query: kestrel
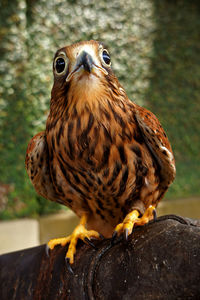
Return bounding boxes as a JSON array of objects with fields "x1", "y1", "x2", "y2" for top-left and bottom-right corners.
[{"x1": 26, "y1": 40, "x2": 176, "y2": 268}]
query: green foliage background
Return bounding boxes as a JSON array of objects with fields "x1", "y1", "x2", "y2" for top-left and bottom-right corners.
[{"x1": 0, "y1": 0, "x2": 199, "y2": 219}]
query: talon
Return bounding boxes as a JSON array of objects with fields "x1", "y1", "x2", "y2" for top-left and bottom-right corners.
[
  {"x1": 124, "y1": 228, "x2": 129, "y2": 241},
  {"x1": 84, "y1": 237, "x2": 97, "y2": 249},
  {"x1": 111, "y1": 231, "x2": 118, "y2": 244},
  {"x1": 46, "y1": 215, "x2": 100, "y2": 266},
  {"x1": 113, "y1": 206, "x2": 156, "y2": 240},
  {"x1": 65, "y1": 257, "x2": 74, "y2": 274},
  {"x1": 153, "y1": 209, "x2": 157, "y2": 221},
  {"x1": 99, "y1": 233, "x2": 105, "y2": 240},
  {"x1": 45, "y1": 244, "x2": 50, "y2": 257},
  {"x1": 112, "y1": 230, "x2": 117, "y2": 239}
]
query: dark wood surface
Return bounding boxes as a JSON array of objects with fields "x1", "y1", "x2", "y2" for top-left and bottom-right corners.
[{"x1": 0, "y1": 215, "x2": 200, "y2": 300}]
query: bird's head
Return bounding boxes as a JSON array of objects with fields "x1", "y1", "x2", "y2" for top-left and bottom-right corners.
[
  {"x1": 50, "y1": 40, "x2": 126, "y2": 115},
  {"x1": 53, "y1": 40, "x2": 111, "y2": 84}
]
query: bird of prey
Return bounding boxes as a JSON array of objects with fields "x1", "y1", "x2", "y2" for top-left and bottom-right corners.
[{"x1": 26, "y1": 40, "x2": 176, "y2": 267}]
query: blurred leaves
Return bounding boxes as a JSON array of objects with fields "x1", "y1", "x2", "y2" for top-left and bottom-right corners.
[
  {"x1": 0, "y1": 0, "x2": 199, "y2": 218},
  {"x1": 147, "y1": 0, "x2": 200, "y2": 198}
]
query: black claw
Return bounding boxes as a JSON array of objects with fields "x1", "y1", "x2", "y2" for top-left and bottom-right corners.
[
  {"x1": 84, "y1": 237, "x2": 97, "y2": 249},
  {"x1": 99, "y1": 233, "x2": 105, "y2": 240},
  {"x1": 65, "y1": 258, "x2": 74, "y2": 274},
  {"x1": 124, "y1": 228, "x2": 129, "y2": 241},
  {"x1": 153, "y1": 209, "x2": 157, "y2": 221},
  {"x1": 45, "y1": 244, "x2": 50, "y2": 257},
  {"x1": 112, "y1": 231, "x2": 117, "y2": 239},
  {"x1": 111, "y1": 231, "x2": 117, "y2": 244}
]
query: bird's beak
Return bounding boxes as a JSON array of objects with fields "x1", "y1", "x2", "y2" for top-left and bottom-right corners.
[
  {"x1": 79, "y1": 51, "x2": 93, "y2": 73},
  {"x1": 66, "y1": 51, "x2": 108, "y2": 82}
]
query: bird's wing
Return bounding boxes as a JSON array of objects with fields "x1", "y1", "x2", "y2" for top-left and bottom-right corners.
[
  {"x1": 133, "y1": 104, "x2": 176, "y2": 199},
  {"x1": 25, "y1": 131, "x2": 62, "y2": 203}
]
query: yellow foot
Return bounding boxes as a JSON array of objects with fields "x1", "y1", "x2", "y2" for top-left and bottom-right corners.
[
  {"x1": 113, "y1": 205, "x2": 156, "y2": 239},
  {"x1": 47, "y1": 215, "x2": 100, "y2": 265}
]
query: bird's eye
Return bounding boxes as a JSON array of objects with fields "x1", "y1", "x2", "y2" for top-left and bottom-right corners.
[
  {"x1": 54, "y1": 55, "x2": 67, "y2": 75},
  {"x1": 102, "y1": 50, "x2": 111, "y2": 66},
  {"x1": 55, "y1": 58, "x2": 65, "y2": 73}
]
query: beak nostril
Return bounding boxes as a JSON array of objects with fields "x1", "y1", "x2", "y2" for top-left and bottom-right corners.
[{"x1": 79, "y1": 51, "x2": 93, "y2": 73}]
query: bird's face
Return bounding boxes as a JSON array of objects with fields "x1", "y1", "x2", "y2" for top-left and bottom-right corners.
[
  {"x1": 53, "y1": 40, "x2": 111, "y2": 88},
  {"x1": 50, "y1": 40, "x2": 124, "y2": 116}
]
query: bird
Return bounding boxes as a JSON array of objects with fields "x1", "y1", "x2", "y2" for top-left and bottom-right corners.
[{"x1": 25, "y1": 40, "x2": 176, "y2": 268}]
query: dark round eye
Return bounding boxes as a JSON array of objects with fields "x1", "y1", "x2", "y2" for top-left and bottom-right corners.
[
  {"x1": 102, "y1": 50, "x2": 111, "y2": 65},
  {"x1": 55, "y1": 57, "x2": 66, "y2": 74}
]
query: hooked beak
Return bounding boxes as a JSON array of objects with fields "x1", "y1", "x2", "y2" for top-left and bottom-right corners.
[
  {"x1": 79, "y1": 51, "x2": 93, "y2": 73},
  {"x1": 66, "y1": 51, "x2": 108, "y2": 82}
]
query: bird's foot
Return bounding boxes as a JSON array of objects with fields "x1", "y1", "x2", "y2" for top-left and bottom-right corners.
[
  {"x1": 47, "y1": 215, "x2": 100, "y2": 267},
  {"x1": 112, "y1": 205, "x2": 156, "y2": 240}
]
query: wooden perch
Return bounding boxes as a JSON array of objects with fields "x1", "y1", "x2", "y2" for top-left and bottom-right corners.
[{"x1": 0, "y1": 215, "x2": 200, "y2": 300}]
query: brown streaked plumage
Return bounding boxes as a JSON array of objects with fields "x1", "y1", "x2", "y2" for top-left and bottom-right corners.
[{"x1": 26, "y1": 40, "x2": 176, "y2": 265}]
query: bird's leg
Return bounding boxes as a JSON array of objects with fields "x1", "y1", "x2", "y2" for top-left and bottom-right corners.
[
  {"x1": 113, "y1": 205, "x2": 156, "y2": 239},
  {"x1": 47, "y1": 214, "x2": 100, "y2": 265}
]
